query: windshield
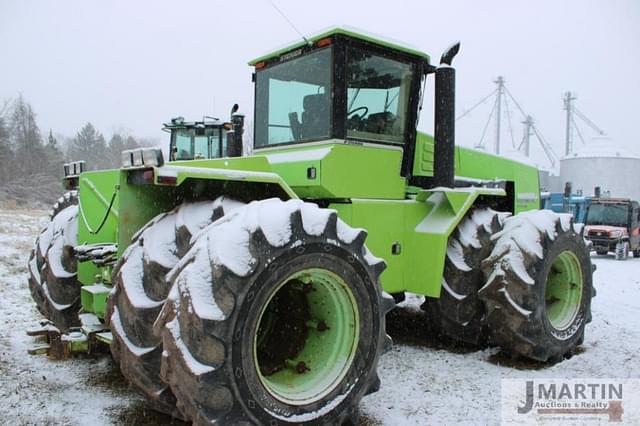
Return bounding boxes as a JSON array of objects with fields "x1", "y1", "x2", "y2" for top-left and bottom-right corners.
[
  {"x1": 254, "y1": 48, "x2": 332, "y2": 148},
  {"x1": 585, "y1": 203, "x2": 629, "y2": 227},
  {"x1": 171, "y1": 128, "x2": 221, "y2": 160},
  {"x1": 346, "y1": 48, "x2": 413, "y2": 143}
]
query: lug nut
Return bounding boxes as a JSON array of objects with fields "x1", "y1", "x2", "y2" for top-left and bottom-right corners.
[
  {"x1": 306, "y1": 320, "x2": 329, "y2": 332},
  {"x1": 285, "y1": 359, "x2": 310, "y2": 374}
]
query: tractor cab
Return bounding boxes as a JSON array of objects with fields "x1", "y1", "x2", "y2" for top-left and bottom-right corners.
[
  {"x1": 164, "y1": 116, "x2": 231, "y2": 161},
  {"x1": 250, "y1": 28, "x2": 432, "y2": 174}
]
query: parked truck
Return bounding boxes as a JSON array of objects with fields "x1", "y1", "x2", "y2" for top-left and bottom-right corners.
[
  {"x1": 28, "y1": 28, "x2": 593, "y2": 424},
  {"x1": 584, "y1": 197, "x2": 640, "y2": 260}
]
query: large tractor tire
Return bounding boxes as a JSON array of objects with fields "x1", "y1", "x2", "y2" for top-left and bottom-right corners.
[
  {"x1": 156, "y1": 198, "x2": 393, "y2": 425},
  {"x1": 28, "y1": 191, "x2": 81, "y2": 332},
  {"x1": 479, "y1": 210, "x2": 594, "y2": 362},
  {"x1": 106, "y1": 197, "x2": 243, "y2": 418},
  {"x1": 421, "y1": 208, "x2": 507, "y2": 345}
]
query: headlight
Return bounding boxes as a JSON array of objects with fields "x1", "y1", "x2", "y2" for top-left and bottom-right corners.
[
  {"x1": 63, "y1": 161, "x2": 86, "y2": 177},
  {"x1": 121, "y1": 148, "x2": 164, "y2": 169},
  {"x1": 121, "y1": 150, "x2": 133, "y2": 168},
  {"x1": 142, "y1": 148, "x2": 164, "y2": 167},
  {"x1": 608, "y1": 230, "x2": 622, "y2": 238}
]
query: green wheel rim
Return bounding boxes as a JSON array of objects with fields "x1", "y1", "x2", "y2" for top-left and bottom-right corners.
[
  {"x1": 545, "y1": 250, "x2": 583, "y2": 331},
  {"x1": 254, "y1": 268, "x2": 360, "y2": 405}
]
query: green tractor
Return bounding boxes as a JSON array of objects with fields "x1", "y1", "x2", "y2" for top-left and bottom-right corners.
[
  {"x1": 165, "y1": 112, "x2": 244, "y2": 161},
  {"x1": 28, "y1": 27, "x2": 593, "y2": 424}
]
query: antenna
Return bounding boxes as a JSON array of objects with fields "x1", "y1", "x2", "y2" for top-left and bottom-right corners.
[{"x1": 267, "y1": 0, "x2": 311, "y2": 45}]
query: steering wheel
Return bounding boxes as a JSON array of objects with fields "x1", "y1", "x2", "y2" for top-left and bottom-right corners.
[{"x1": 347, "y1": 106, "x2": 368, "y2": 120}]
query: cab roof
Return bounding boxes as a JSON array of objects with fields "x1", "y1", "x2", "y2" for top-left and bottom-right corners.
[
  {"x1": 162, "y1": 117, "x2": 224, "y2": 132},
  {"x1": 249, "y1": 26, "x2": 431, "y2": 66}
]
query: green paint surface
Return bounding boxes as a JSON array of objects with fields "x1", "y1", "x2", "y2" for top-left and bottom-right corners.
[
  {"x1": 249, "y1": 26, "x2": 430, "y2": 65},
  {"x1": 75, "y1": 135, "x2": 540, "y2": 310},
  {"x1": 76, "y1": 170, "x2": 120, "y2": 287},
  {"x1": 545, "y1": 250, "x2": 584, "y2": 330}
]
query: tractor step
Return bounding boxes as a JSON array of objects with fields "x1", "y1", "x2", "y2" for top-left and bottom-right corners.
[
  {"x1": 27, "y1": 343, "x2": 51, "y2": 355},
  {"x1": 26, "y1": 320, "x2": 58, "y2": 337},
  {"x1": 95, "y1": 331, "x2": 113, "y2": 345},
  {"x1": 26, "y1": 314, "x2": 111, "y2": 358}
]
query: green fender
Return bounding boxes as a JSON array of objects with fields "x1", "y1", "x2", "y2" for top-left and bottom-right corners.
[
  {"x1": 406, "y1": 186, "x2": 506, "y2": 297},
  {"x1": 117, "y1": 163, "x2": 298, "y2": 257},
  {"x1": 333, "y1": 186, "x2": 506, "y2": 298}
]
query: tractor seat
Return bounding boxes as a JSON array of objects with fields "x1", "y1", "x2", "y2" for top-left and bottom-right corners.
[
  {"x1": 364, "y1": 111, "x2": 397, "y2": 135},
  {"x1": 300, "y1": 93, "x2": 329, "y2": 140}
]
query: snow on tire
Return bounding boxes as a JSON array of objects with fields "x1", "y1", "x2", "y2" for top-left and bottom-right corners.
[
  {"x1": 106, "y1": 197, "x2": 244, "y2": 418},
  {"x1": 28, "y1": 191, "x2": 81, "y2": 332},
  {"x1": 422, "y1": 208, "x2": 508, "y2": 345},
  {"x1": 479, "y1": 210, "x2": 594, "y2": 362},
  {"x1": 156, "y1": 198, "x2": 394, "y2": 425}
]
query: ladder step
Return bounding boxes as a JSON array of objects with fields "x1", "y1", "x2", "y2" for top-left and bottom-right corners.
[{"x1": 28, "y1": 344, "x2": 50, "y2": 355}]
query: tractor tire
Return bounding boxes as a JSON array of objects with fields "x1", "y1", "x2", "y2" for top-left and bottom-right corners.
[
  {"x1": 614, "y1": 241, "x2": 629, "y2": 261},
  {"x1": 421, "y1": 208, "x2": 507, "y2": 345},
  {"x1": 28, "y1": 191, "x2": 81, "y2": 332},
  {"x1": 156, "y1": 198, "x2": 393, "y2": 425},
  {"x1": 106, "y1": 197, "x2": 244, "y2": 418},
  {"x1": 479, "y1": 210, "x2": 594, "y2": 363}
]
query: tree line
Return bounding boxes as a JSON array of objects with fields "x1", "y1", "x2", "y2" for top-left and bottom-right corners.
[{"x1": 0, "y1": 95, "x2": 157, "y2": 206}]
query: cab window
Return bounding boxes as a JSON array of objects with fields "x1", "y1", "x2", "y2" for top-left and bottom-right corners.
[
  {"x1": 254, "y1": 48, "x2": 332, "y2": 147},
  {"x1": 346, "y1": 48, "x2": 414, "y2": 143},
  {"x1": 194, "y1": 136, "x2": 209, "y2": 159},
  {"x1": 174, "y1": 132, "x2": 193, "y2": 160},
  {"x1": 171, "y1": 128, "x2": 220, "y2": 160}
]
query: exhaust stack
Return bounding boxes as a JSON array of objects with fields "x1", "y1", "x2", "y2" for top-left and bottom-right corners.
[
  {"x1": 433, "y1": 42, "x2": 460, "y2": 188},
  {"x1": 226, "y1": 104, "x2": 245, "y2": 157}
]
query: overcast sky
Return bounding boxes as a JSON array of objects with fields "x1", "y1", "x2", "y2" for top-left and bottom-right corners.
[{"x1": 1, "y1": 0, "x2": 638, "y2": 168}]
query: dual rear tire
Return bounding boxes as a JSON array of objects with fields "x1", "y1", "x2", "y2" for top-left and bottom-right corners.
[
  {"x1": 479, "y1": 210, "x2": 593, "y2": 362},
  {"x1": 423, "y1": 208, "x2": 594, "y2": 363},
  {"x1": 28, "y1": 191, "x2": 81, "y2": 332},
  {"x1": 107, "y1": 198, "x2": 392, "y2": 424}
]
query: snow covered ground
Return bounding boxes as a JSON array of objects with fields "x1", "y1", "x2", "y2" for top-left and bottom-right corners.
[{"x1": 0, "y1": 209, "x2": 638, "y2": 425}]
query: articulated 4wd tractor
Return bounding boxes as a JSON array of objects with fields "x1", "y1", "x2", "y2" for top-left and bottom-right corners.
[{"x1": 28, "y1": 28, "x2": 593, "y2": 424}]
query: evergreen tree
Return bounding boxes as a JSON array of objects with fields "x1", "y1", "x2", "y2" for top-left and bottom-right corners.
[
  {"x1": 69, "y1": 122, "x2": 109, "y2": 170},
  {"x1": 9, "y1": 94, "x2": 46, "y2": 177},
  {"x1": 44, "y1": 129, "x2": 64, "y2": 178},
  {"x1": 0, "y1": 112, "x2": 12, "y2": 181},
  {"x1": 124, "y1": 135, "x2": 139, "y2": 150}
]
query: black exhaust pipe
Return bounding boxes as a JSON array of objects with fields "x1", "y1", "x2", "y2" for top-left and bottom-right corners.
[
  {"x1": 433, "y1": 42, "x2": 460, "y2": 188},
  {"x1": 226, "y1": 104, "x2": 244, "y2": 157}
]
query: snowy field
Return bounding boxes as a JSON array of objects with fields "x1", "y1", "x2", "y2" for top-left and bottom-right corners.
[{"x1": 0, "y1": 208, "x2": 638, "y2": 425}]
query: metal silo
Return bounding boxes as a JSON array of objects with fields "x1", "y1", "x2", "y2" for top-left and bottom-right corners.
[{"x1": 559, "y1": 137, "x2": 640, "y2": 199}]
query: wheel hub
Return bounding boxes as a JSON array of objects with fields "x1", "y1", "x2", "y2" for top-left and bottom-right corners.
[
  {"x1": 254, "y1": 268, "x2": 359, "y2": 405},
  {"x1": 545, "y1": 251, "x2": 583, "y2": 332}
]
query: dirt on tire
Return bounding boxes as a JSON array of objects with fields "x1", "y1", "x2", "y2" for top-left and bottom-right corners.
[
  {"x1": 421, "y1": 208, "x2": 507, "y2": 346},
  {"x1": 155, "y1": 198, "x2": 394, "y2": 425},
  {"x1": 27, "y1": 191, "x2": 81, "y2": 332},
  {"x1": 479, "y1": 210, "x2": 594, "y2": 362},
  {"x1": 106, "y1": 197, "x2": 244, "y2": 419}
]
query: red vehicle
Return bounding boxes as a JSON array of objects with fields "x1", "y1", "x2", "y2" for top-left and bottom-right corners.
[{"x1": 584, "y1": 198, "x2": 640, "y2": 260}]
